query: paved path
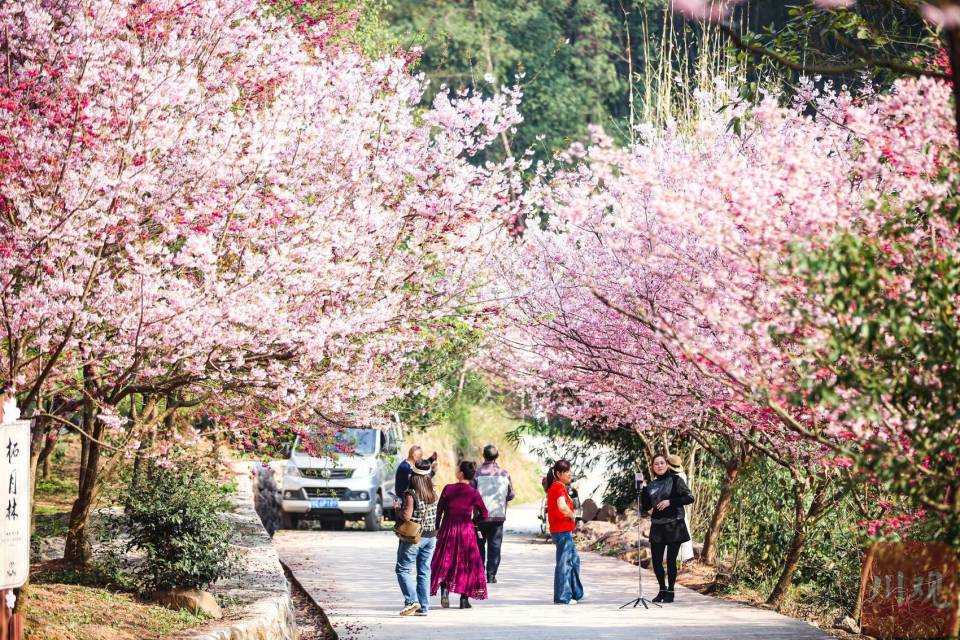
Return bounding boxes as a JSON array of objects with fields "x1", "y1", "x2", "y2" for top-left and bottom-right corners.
[{"x1": 274, "y1": 530, "x2": 831, "y2": 640}]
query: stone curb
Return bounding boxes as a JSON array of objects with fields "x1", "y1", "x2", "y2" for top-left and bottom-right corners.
[
  {"x1": 171, "y1": 461, "x2": 296, "y2": 640},
  {"x1": 281, "y1": 560, "x2": 339, "y2": 640}
]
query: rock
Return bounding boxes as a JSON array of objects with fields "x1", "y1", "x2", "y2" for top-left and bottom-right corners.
[
  {"x1": 623, "y1": 547, "x2": 649, "y2": 565},
  {"x1": 253, "y1": 464, "x2": 282, "y2": 537},
  {"x1": 595, "y1": 504, "x2": 617, "y2": 522},
  {"x1": 581, "y1": 520, "x2": 619, "y2": 539},
  {"x1": 834, "y1": 615, "x2": 861, "y2": 635},
  {"x1": 39, "y1": 537, "x2": 65, "y2": 562},
  {"x1": 152, "y1": 588, "x2": 223, "y2": 619},
  {"x1": 581, "y1": 499, "x2": 599, "y2": 523},
  {"x1": 618, "y1": 508, "x2": 639, "y2": 530}
]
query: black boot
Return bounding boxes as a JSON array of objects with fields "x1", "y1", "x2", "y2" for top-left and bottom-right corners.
[
  {"x1": 663, "y1": 589, "x2": 675, "y2": 603},
  {"x1": 459, "y1": 595, "x2": 472, "y2": 609},
  {"x1": 440, "y1": 584, "x2": 450, "y2": 609},
  {"x1": 651, "y1": 589, "x2": 666, "y2": 603}
]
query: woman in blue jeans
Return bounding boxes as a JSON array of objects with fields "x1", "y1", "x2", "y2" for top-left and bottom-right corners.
[
  {"x1": 396, "y1": 460, "x2": 438, "y2": 616},
  {"x1": 545, "y1": 460, "x2": 584, "y2": 604}
]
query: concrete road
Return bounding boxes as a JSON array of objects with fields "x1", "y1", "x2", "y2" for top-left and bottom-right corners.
[{"x1": 274, "y1": 529, "x2": 832, "y2": 640}]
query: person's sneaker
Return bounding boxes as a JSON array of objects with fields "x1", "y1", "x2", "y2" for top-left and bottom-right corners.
[
  {"x1": 568, "y1": 600, "x2": 578, "y2": 605},
  {"x1": 414, "y1": 610, "x2": 428, "y2": 617},
  {"x1": 399, "y1": 602, "x2": 421, "y2": 616}
]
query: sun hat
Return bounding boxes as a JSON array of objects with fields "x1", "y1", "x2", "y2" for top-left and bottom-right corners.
[
  {"x1": 411, "y1": 460, "x2": 432, "y2": 476},
  {"x1": 666, "y1": 454, "x2": 684, "y2": 473}
]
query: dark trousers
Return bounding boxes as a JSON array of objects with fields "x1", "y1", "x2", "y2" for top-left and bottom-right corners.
[
  {"x1": 477, "y1": 521, "x2": 504, "y2": 577},
  {"x1": 651, "y1": 541, "x2": 682, "y2": 590}
]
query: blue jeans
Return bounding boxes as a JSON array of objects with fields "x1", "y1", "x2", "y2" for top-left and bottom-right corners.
[
  {"x1": 396, "y1": 536, "x2": 436, "y2": 611},
  {"x1": 551, "y1": 531, "x2": 584, "y2": 603}
]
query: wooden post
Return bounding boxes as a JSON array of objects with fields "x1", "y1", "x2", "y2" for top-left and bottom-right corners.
[
  {"x1": 0, "y1": 589, "x2": 24, "y2": 640},
  {"x1": 1, "y1": 591, "x2": 7, "y2": 640}
]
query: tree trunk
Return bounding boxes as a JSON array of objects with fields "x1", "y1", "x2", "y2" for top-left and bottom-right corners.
[
  {"x1": 702, "y1": 462, "x2": 740, "y2": 565},
  {"x1": 63, "y1": 396, "x2": 101, "y2": 564},
  {"x1": 766, "y1": 522, "x2": 808, "y2": 609},
  {"x1": 36, "y1": 431, "x2": 56, "y2": 480},
  {"x1": 766, "y1": 480, "x2": 815, "y2": 609}
]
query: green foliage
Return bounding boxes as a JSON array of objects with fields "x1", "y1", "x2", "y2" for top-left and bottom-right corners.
[
  {"x1": 108, "y1": 461, "x2": 237, "y2": 592},
  {"x1": 382, "y1": 0, "x2": 938, "y2": 163},
  {"x1": 348, "y1": 0, "x2": 401, "y2": 56},
  {"x1": 783, "y1": 185, "x2": 960, "y2": 545},
  {"x1": 266, "y1": 0, "x2": 398, "y2": 57},
  {"x1": 218, "y1": 477, "x2": 240, "y2": 496},
  {"x1": 35, "y1": 476, "x2": 74, "y2": 497},
  {"x1": 754, "y1": 0, "x2": 938, "y2": 84},
  {"x1": 32, "y1": 560, "x2": 132, "y2": 591},
  {"x1": 386, "y1": 317, "x2": 486, "y2": 430},
  {"x1": 50, "y1": 439, "x2": 68, "y2": 466},
  {"x1": 384, "y1": 0, "x2": 625, "y2": 160}
]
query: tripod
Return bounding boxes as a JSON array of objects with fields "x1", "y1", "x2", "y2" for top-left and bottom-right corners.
[{"x1": 620, "y1": 472, "x2": 660, "y2": 610}]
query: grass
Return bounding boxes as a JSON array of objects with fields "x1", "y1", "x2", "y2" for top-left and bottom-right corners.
[
  {"x1": 23, "y1": 583, "x2": 205, "y2": 640},
  {"x1": 34, "y1": 473, "x2": 77, "y2": 513},
  {"x1": 416, "y1": 402, "x2": 544, "y2": 504}
]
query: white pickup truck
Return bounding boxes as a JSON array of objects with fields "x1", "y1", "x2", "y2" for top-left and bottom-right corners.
[{"x1": 280, "y1": 425, "x2": 403, "y2": 531}]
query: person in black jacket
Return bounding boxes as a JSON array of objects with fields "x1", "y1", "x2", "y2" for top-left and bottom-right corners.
[{"x1": 641, "y1": 454, "x2": 694, "y2": 603}]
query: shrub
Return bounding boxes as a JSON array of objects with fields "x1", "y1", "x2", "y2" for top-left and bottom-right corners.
[{"x1": 115, "y1": 461, "x2": 236, "y2": 592}]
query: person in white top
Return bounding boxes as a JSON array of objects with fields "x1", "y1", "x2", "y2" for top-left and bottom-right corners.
[
  {"x1": 667, "y1": 454, "x2": 695, "y2": 563},
  {"x1": 471, "y1": 445, "x2": 515, "y2": 583}
]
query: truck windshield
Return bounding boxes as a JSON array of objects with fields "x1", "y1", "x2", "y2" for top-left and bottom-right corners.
[
  {"x1": 294, "y1": 427, "x2": 377, "y2": 457},
  {"x1": 332, "y1": 428, "x2": 376, "y2": 455}
]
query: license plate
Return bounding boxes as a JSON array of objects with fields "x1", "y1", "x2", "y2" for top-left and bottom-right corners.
[{"x1": 310, "y1": 498, "x2": 339, "y2": 509}]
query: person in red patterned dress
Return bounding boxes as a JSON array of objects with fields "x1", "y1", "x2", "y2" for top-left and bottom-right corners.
[{"x1": 430, "y1": 460, "x2": 489, "y2": 609}]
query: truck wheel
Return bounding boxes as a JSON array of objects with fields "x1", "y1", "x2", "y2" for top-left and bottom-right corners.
[
  {"x1": 281, "y1": 512, "x2": 300, "y2": 530},
  {"x1": 364, "y1": 494, "x2": 383, "y2": 532}
]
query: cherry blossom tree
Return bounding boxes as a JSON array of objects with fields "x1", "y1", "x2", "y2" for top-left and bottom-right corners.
[
  {"x1": 492, "y1": 75, "x2": 960, "y2": 605},
  {"x1": 1, "y1": 0, "x2": 522, "y2": 561}
]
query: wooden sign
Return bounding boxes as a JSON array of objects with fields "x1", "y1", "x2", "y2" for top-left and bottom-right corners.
[
  {"x1": 0, "y1": 394, "x2": 27, "y2": 640},
  {"x1": 0, "y1": 417, "x2": 28, "y2": 592},
  {"x1": 859, "y1": 541, "x2": 959, "y2": 638}
]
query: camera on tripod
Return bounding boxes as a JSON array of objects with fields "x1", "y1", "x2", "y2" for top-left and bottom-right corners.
[{"x1": 619, "y1": 468, "x2": 659, "y2": 609}]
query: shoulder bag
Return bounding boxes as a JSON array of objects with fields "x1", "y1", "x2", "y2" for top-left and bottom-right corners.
[{"x1": 393, "y1": 491, "x2": 423, "y2": 544}]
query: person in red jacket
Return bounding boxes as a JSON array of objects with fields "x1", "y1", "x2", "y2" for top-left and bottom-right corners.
[{"x1": 545, "y1": 460, "x2": 584, "y2": 604}]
